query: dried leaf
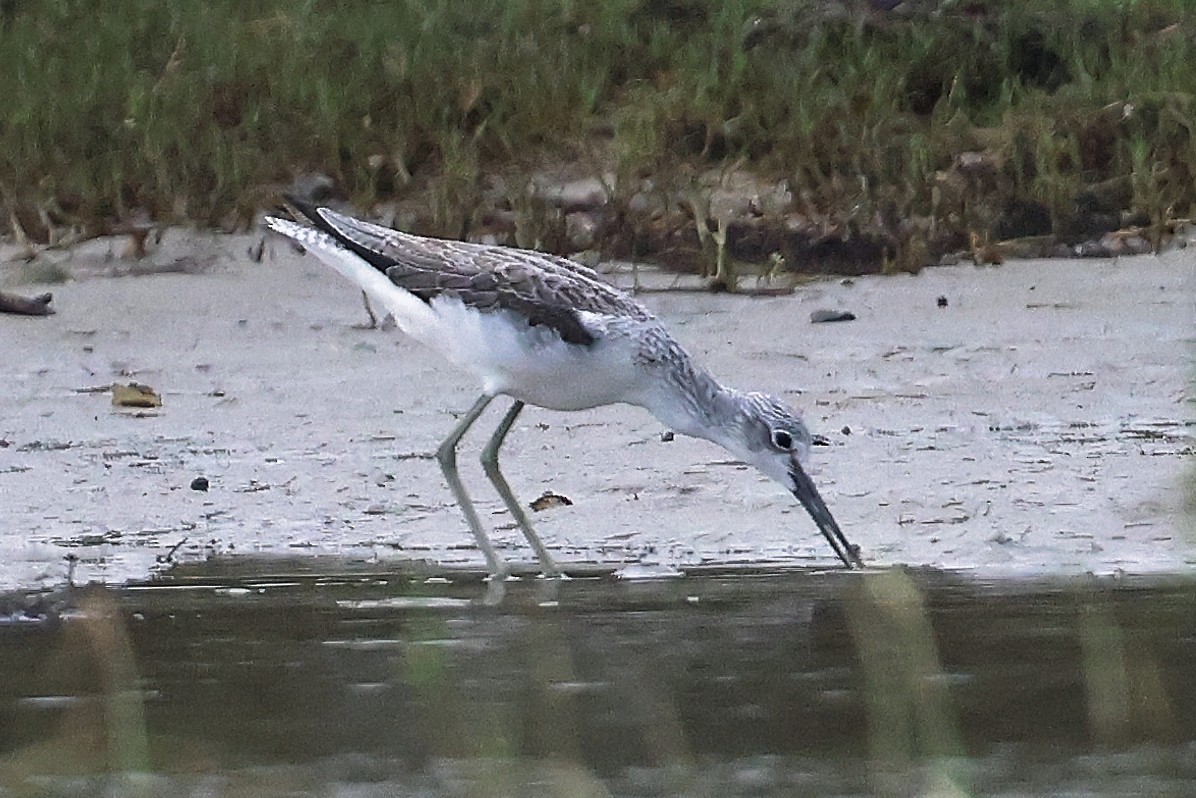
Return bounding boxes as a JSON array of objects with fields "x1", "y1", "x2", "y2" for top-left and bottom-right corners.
[
  {"x1": 112, "y1": 382, "x2": 162, "y2": 408},
  {"x1": 530, "y1": 491, "x2": 573, "y2": 512}
]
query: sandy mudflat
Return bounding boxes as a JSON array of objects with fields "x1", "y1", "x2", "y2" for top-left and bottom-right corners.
[{"x1": 1, "y1": 231, "x2": 1193, "y2": 591}]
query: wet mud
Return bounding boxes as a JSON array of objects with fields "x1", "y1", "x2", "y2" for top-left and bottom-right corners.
[{"x1": 1, "y1": 232, "x2": 1193, "y2": 592}]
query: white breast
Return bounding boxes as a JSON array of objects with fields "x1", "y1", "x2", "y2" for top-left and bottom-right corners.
[{"x1": 425, "y1": 298, "x2": 648, "y2": 411}]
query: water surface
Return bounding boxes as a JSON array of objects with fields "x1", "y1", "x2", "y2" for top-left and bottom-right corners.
[{"x1": 2, "y1": 560, "x2": 1194, "y2": 796}]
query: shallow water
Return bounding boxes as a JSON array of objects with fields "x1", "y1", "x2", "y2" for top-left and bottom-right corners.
[{"x1": 2, "y1": 560, "x2": 1195, "y2": 796}]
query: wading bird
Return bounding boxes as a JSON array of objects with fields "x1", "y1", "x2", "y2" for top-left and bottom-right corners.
[{"x1": 265, "y1": 199, "x2": 863, "y2": 577}]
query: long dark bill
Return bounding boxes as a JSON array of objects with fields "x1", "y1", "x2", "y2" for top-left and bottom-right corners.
[{"x1": 788, "y1": 461, "x2": 863, "y2": 568}]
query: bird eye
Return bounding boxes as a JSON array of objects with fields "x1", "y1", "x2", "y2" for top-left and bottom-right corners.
[{"x1": 771, "y1": 429, "x2": 793, "y2": 450}]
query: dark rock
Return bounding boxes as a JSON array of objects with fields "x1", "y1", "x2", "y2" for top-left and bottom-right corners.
[
  {"x1": 810, "y1": 309, "x2": 856, "y2": 323},
  {"x1": 994, "y1": 199, "x2": 1053, "y2": 239}
]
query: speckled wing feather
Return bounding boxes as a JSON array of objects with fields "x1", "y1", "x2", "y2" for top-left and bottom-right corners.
[{"x1": 284, "y1": 197, "x2": 653, "y2": 346}]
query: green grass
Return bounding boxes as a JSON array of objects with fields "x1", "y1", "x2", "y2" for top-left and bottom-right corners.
[{"x1": 1, "y1": 0, "x2": 1193, "y2": 260}]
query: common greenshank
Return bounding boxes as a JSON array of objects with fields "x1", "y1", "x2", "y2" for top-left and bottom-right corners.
[{"x1": 264, "y1": 199, "x2": 863, "y2": 576}]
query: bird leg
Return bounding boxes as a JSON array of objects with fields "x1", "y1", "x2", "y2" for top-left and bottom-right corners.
[
  {"x1": 479, "y1": 400, "x2": 562, "y2": 578},
  {"x1": 436, "y1": 394, "x2": 508, "y2": 578},
  {"x1": 356, "y1": 289, "x2": 379, "y2": 329}
]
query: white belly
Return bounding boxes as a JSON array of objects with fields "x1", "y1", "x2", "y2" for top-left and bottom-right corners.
[{"x1": 416, "y1": 297, "x2": 645, "y2": 411}]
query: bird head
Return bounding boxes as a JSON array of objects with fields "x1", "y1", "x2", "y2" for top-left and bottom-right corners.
[{"x1": 721, "y1": 392, "x2": 862, "y2": 568}]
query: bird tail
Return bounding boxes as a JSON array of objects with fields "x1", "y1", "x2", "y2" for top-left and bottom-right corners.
[
  {"x1": 277, "y1": 192, "x2": 325, "y2": 227},
  {"x1": 263, "y1": 211, "x2": 436, "y2": 335},
  {"x1": 273, "y1": 193, "x2": 412, "y2": 279}
]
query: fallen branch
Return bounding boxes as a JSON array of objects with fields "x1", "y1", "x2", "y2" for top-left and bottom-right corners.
[{"x1": 0, "y1": 290, "x2": 54, "y2": 316}]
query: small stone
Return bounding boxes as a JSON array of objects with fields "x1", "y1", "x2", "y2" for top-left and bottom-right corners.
[
  {"x1": 190, "y1": 476, "x2": 209, "y2": 492},
  {"x1": 660, "y1": 430, "x2": 675, "y2": 442},
  {"x1": 936, "y1": 295, "x2": 949, "y2": 308}
]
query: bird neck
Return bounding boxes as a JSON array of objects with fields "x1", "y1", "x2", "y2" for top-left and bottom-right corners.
[{"x1": 640, "y1": 361, "x2": 743, "y2": 445}]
